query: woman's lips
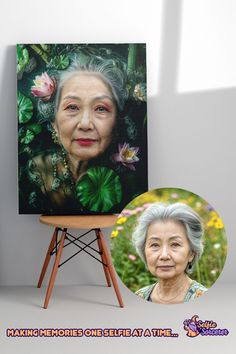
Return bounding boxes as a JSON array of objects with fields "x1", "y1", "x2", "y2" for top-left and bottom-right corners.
[
  {"x1": 157, "y1": 266, "x2": 174, "y2": 271},
  {"x1": 75, "y1": 138, "x2": 97, "y2": 147}
]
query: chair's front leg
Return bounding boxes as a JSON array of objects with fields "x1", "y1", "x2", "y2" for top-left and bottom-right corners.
[
  {"x1": 43, "y1": 228, "x2": 67, "y2": 309},
  {"x1": 95, "y1": 229, "x2": 111, "y2": 287},
  {"x1": 97, "y1": 229, "x2": 124, "y2": 308},
  {"x1": 37, "y1": 227, "x2": 59, "y2": 288}
]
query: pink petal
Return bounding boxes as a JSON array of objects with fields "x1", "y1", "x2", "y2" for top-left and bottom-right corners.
[
  {"x1": 118, "y1": 143, "x2": 124, "y2": 152},
  {"x1": 112, "y1": 153, "x2": 123, "y2": 162},
  {"x1": 31, "y1": 88, "x2": 44, "y2": 96},
  {"x1": 120, "y1": 142, "x2": 128, "y2": 153},
  {"x1": 122, "y1": 162, "x2": 136, "y2": 171}
]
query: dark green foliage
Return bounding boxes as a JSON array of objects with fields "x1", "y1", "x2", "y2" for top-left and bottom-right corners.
[
  {"x1": 76, "y1": 167, "x2": 122, "y2": 212},
  {"x1": 18, "y1": 92, "x2": 33, "y2": 123}
]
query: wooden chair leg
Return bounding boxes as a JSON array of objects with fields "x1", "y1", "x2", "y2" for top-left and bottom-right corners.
[
  {"x1": 95, "y1": 230, "x2": 111, "y2": 287},
  {"x1": 37, "y1": 227, "x2": 59, "y2": 288},
  {"x1": 97, "y1": 229, "x2": 124, "y2": 308},
  {"x1": 43, "y1": 229, "x2": 67, "y2": 309}
]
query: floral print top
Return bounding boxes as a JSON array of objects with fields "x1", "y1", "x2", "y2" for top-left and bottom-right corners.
[{"x1": 135, "y1": 280, "x2": 207, "y2": 302}]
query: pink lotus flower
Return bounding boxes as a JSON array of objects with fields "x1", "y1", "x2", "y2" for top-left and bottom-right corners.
[
  {"x1": 31, "y1": 72, "x2": 56, "y2": 101},
  {"x1": 112, "y1": 143, "x2": 139, "y2": 171}
]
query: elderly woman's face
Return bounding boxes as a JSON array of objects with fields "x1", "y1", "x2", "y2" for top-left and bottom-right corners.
[
  {"x1": 144, "y1": 220, "x2": 194, "y2": 280},
  {"x1": 54, "y1": 72, "x2": 117, "y2": 161}
]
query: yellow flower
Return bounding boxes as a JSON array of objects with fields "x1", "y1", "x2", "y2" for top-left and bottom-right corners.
[
  {"x1": 187, "y1": 196, "x2": 194, "y2": 203},
  {"x1": 116, "y1": 217, "x2": 127, "y2": 225},
  {"x1": 111, "y1": 230, "x2": 119, "y2": 238},
  {"x1": 207, "y1": 220, "x2": 214, "y2": 227},
  {"x1": 215, "y1": 219, "x2": 224, "y2": 229}
]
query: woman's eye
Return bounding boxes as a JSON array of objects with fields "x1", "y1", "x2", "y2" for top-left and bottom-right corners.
[
  {"x1": 171, "y1": 243, "x2": 181, "y2": 247},
  {"x1": 95, "y1": 105, "x2": 109, "y2": 112},
  {"x1": 150, "y1": 243, "x2": 160, "y2": 249},
  {"x1": 65, "y1": 104, "x2": 79, "y2": 111}
]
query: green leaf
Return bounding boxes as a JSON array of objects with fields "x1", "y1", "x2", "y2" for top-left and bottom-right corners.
[
  {"x1": 18, "y1": 92, "x2": 33, "y2": 123},
  {"x1": 20, "y1": 129, "x2": 35, "y2": 144},
  {"x1": 48, "y1": 54, "x2": 70, "y2": 70},
  {"x1": 27, "y1": 123, "x2": 42, "y2": 134},
  {"x1": 17, "y1": 45, "x2": 29, "y2": 74},
  {"x1": 76, "y1": 167, "x2": 122, "y2": 212}
]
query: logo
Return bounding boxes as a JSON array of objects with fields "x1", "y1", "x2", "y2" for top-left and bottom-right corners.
[{"x1": 183, "y1": 315, "x2": 229, "y2": 337}]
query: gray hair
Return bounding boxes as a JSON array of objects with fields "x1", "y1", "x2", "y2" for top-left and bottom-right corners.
[
  {"x1": 54, "y1": 55, "x2": 128, "y2": 116},
  {"x1": 132, "y1": 202, "x2": 204, "y2": 273}
]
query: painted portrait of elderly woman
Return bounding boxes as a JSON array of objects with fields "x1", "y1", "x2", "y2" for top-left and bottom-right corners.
[
  {"x1": 110, "y1": 188, "x2": 227, "y2": 304},
  {"x1": 17, "y1": 44, "x2": 148, "y2": 214}
]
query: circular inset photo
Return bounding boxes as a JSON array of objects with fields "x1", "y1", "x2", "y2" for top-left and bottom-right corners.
[{"x1": 110, "y1": 188, "x2": 227, "y2": 304}]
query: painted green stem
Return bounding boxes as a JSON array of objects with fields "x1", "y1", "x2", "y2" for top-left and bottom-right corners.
[
  {"x1": 128, "y1": 44, "x2": 137, "y2": 72},
  {"x1": 30, "y1": 45, "x2": 49, "y2": 64}
]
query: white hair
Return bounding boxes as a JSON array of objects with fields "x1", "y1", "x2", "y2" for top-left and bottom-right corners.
[{"x1": 54, "y1": 55, "x2": 128, "y2": 115}]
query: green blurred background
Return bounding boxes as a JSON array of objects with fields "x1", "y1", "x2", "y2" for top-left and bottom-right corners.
[{"x1": 110, "y1": 188, "x2": 227, "y2": 293}]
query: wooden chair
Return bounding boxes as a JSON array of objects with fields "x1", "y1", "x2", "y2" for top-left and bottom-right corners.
[{"x1": 37, "y1": 215, "x2": 124, "y2": 309}]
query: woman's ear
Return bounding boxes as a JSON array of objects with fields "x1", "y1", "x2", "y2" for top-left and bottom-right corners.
[
  {"x1": 189, "y1": 250, "x2": 195, "y2": 263},
  {"x1": 51, "y1": 121, "x2": 58, "y2": 134}
]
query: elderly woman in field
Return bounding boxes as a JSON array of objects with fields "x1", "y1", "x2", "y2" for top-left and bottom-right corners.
[{"x1": 132, "y1": 202, "x2": 207, "y2": 303}]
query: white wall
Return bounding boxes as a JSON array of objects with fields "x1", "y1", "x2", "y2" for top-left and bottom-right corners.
[{"x1": 0, "y1": 0, "x2": 235, "y2": 285}]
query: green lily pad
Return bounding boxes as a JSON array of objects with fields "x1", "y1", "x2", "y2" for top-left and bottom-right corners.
[
  {"x1": 17, "y1": 45, "x2": 29, "y2": 74},
  {"x1": 18, "y1": 92, "x2": 33, "y2": 123},
  {"x1": 76, "y1": 167, "x2": 122, "y2": 212},
  {"x1": 48, "y1": 55, "x2": 70, "y2": 70},
  {"x1": 19, "y1": 129, "x2": 35, "y2": 144},
  {"x1": 27, "y1": 123, "x2": 42, "y2": 135}
]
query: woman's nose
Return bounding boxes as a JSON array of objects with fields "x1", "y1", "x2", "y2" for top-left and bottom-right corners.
[
  {"x1": 77, "y1": 110, "x2": 93, "y2": 130},
  {"x1": 159, "y1": 246, "x2": 170, "y2": 259}
]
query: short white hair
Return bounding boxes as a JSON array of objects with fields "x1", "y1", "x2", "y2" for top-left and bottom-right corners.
[{"x1": 54, "y1": 55, "x2": 128, "y2": 115}]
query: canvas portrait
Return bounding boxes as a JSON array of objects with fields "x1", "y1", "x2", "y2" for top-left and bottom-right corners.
[{"x1": 17, "y1": 43, "x2": 148, "y2": 215}]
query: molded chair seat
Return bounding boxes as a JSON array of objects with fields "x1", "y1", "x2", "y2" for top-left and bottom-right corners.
[
  {"x1": 38, "y1": 215, "x2": 124, "y2": 309},
  {"x1": 40, "y1": 215, "x2": 117, "y2": 229}
]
